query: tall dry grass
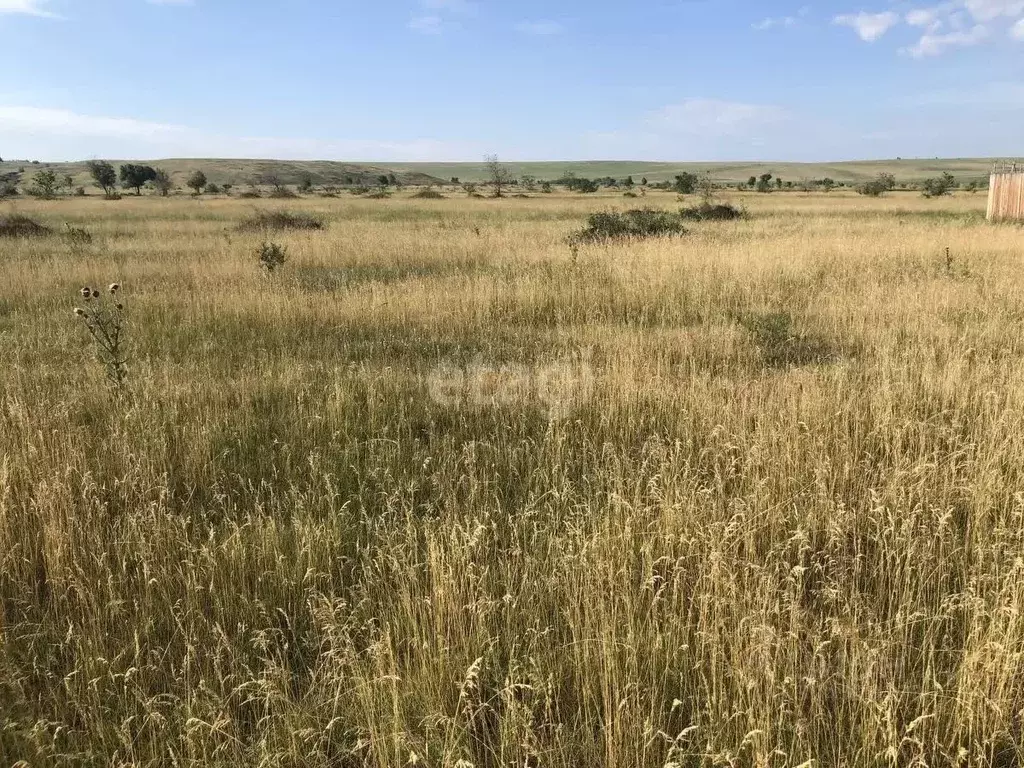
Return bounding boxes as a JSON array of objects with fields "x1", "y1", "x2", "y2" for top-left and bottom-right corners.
[{"x1": 1, "y1": 189, "x2": 1022, "y2": 767}]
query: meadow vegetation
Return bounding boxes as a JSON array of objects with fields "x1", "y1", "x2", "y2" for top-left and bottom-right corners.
[{"x1": 2, "y1": 186, "x2": 1023, "y2": 767}]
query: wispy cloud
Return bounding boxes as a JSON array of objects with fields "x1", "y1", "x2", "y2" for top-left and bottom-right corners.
[
  {"x1": 833, "y1": 11, "x2": 900, "y2": 41},
  {"x1": 408, "y1": 14, "x2": 443, "y2": 34},
  {"x1": 0, "y1": 104, "x2": 480, "y2": 161},
  {"x1": 753, "y1": 6, "x2": 809, "y2": 30},
  {"x1": 0, "y1": 106, "x2": 185, "y2": 138},
  {"x1": 901, "y1": 23, "x2": 988, "y2": 55},
  {"x1": 514, "y1": 20, "x2": 563, "y2": 35},
  {"x1": 407, "y1": 0, "x2": 474, "y2": 34},
  {"x1": 0, "y1": 0, "x2": 60, "y2": 18}
]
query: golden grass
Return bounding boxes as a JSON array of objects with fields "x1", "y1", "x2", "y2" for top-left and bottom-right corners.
[{"x1": 2, "y1": 188, "x2": 1023, "y2": 766}]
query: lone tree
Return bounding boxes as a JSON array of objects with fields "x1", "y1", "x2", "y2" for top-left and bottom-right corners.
[
  {"x1": 88, "y1": 160, "x2": 118, "y2": 197},
  {"x1": 119, "y1": 164, "x2": 157, "y2": 195},
  {"x1": 187, "y1": 170, "x2": 207, "y2": 195},
  {"x1": 748, "y1": 175, "x2": 758, "y2": 188},
  {"x1": 673, "y1": 172, "x2": 698, "y2": 194},
  {"x1": 32, "y1": 168, "x2": 61, "y2": 199},
  {"x1": 820, "y1": 177, "x2": 836, "y2": 193},
  {"x1": 755, "y1": 173, "x2": 773, "y2": 193},
  {"x1": 922, "y1": 172, "x2": 956, "y2": 198},
  {"x1": 152, "y1": 168, "x2": 173, "y2": 197},
  {"x1": 63, "y1": 174, "x2": 75, "y2": 194},
  {"x1": 484, "y1": 154, "x2": 514, "y2": 198}
]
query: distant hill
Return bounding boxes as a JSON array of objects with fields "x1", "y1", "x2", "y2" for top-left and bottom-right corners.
[
  {"x1": 0, "y1": 158, "x2": 443, "y2": 190},
  {"x1": 388, "y1": 158, "x2": 1005, "y2": 185},
  {"x1": 1, "y1": 157, "x2": 1007, "y2": 191}
]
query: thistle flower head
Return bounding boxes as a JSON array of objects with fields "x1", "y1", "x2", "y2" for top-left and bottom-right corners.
[
  {"x1": 80, "y1": 287, "x2": 91, "y2": 298},
  {"x1": 109, "y1": 283, "x2": 120, "y2": 294},
  {"x1": 74, "y1": 308, "x2": 87, "y2": 317},
  {"x1": 91, "y1": 290, "x2": 100, "y2": 299}
]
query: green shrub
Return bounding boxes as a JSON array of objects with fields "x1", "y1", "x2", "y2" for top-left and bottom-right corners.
[
  {"x1": 257, "y1": 241, "x2": 287, "y2": 273},
  {"x1": 571, "y1": 208, "x2": 687, "y2": 243},
  {"x1": 237, "y1": 210, "x2": 324, "y2": 232},
  {"x1": 412, "y1": 188, "x2": 446, "y2": 199},
  {"x1": 679, "y1": 202, "x2": 744, "y2": 221}
]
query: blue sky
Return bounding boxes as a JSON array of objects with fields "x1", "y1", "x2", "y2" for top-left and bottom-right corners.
[{"x1": 2, "y1": 0, "x2": 1023, "y2": 162}]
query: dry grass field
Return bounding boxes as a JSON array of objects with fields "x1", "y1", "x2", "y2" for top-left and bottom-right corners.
[{"x1": 2, "y1": 187, "x2": 1023, "y2": 767}]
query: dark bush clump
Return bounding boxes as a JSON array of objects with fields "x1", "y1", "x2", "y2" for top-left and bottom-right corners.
[
  {"x1": 237, "y1": 210, "x2": 324, "y2": 232},
  {"x1": 678, "y1": 202, "x2": 744, "y2": 221},
  {"x1": 571, "y1": 208, "x2": 687, "y2": 243},
  {"x1": 0, "y1": 214, "x2": 51, "y2": 238},
  {"x1": 412, "y1": 188, "x2": 446, "y2": 199}
]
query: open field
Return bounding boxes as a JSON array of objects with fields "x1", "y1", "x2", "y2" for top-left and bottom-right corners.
[
  {"x1": 354, "y1": 158, "x2": 1005, "y2": 185},
  {"x1": 3, "y1": 188, "x2": 1024, "y2": 766},
  {"x1": 3, "y1": 156, "x2": 1008, "y2": 189}
]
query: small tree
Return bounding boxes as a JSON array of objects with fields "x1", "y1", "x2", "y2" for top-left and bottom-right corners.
[
  {"x1": 88, "y1": 160, "x2": 118, "y2": 198},
  {"x1": 755, "y1": 173, "x2": 773, "y2": 193},
  {"x1": 297, "y1": 173, "x2": 313, "y2": 193},
  {"x1": 697, "y1": 171, "x2": 716, "y2": 205},
  {"x1": 484, "y1": 154, "x2": 514, "y2": 198},
  {"x1": 32, "y1": 169, "x2": 60, "y2": 199},
  {"x1": 922, "y1": 172, "x2": 955, "y2": 198},
  {"x1": 820, "y1": 177, "x2": 835, "y2": 193},
  {"x1": 119, "y1": 164, "x2": 157, "y2": 195},
  {"x1": 641, "y1": 177, "x2": 648, "y2": 186},
  {"x1": 856, "y1": 179, "x2": 888, "y2": 197},
  {"x1": 877, "y1": 172, "x2": 896, "y2": 191},
  {"x1": 520, "y1": 174, "x2": 537, "y2": 191},
  {"x1": 674, "y1": 172, "x2": 698, "y2": 195},
  {"x1": 63, "y1": 174, "x2": 75, "y2": 194},
  {"x1": 378, "y1": 174, "x2": 390, "y2": 187},
  {"x1": 187, "y1": 170, "x2": 207, "y2": 195},
  {"x1": 624, "y1": 176, "x2": 634, "y2": 188},
  {"x1": 152, "y1": 168, "x2": 173, "y2": 197},
  {"x1": 775, "y1": 177, "x2": 783, "y2": 190},
  {"x1": 748, "y1": 176, "x2": 757, "y2": 188}
]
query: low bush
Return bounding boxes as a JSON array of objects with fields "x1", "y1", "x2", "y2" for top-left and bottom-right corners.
[
  {"x1": 571, "y1": 208, "x2": 686, "y2": 243},
  {"x1": 268, "y1": 187, "x2": 299, "y2": 199},
  {"x1": 412, "y1": 188, "x2": 446, "y2": 199},
  {"x1": 237, "y1": 210, "x2": 324, "y2": 232},
  {"x1": 678, "y1": 202, "x2": 744, "y2": 221},
  {"x1": 0, "y1": 213, "x2": 51, "y2": 237}
]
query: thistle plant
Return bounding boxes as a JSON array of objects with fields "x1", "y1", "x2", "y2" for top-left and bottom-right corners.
[
  {"x1": 258, "y1": 241, "x2": 287, "y2": 273},
  {"x1": 73, "y1": 283, "x2": 129, "y2": 389}
]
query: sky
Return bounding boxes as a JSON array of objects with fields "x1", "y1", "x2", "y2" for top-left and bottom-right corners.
[{"x1": 1, "y1": 0, "x2": 1023, "y2": 162}]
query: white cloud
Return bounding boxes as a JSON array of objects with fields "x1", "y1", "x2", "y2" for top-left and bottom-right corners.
[
  {"x1": 834, "y1": 11, "x2": 900, "y2": 41},
  {"x1": 0, "y1": 0, "x2": 59, "y2": 17},
  {"x1": 962, "y1": 0, "x2": 1024, "y2": 20},
  {"x1": 515, "y1": 20, "x2": 563, "y2": 35},
  {"x1": 902, "y1": 22, "x2": 988, "y2": 54},
  {"x1": 846, "y1": 1, "x2": 1024, "y2": 53}
]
